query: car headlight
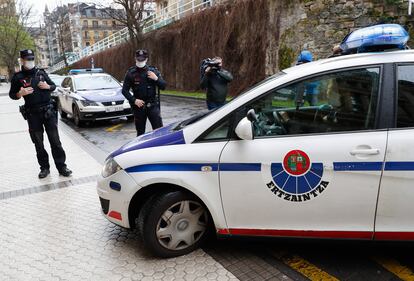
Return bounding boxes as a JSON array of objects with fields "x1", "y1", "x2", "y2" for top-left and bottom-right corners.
[
  {"x1": 80, "y1": 100, "x2": 99, "y2": 107},
  {"x1": 102, "y1": 157, "x2": 122, "y2": 178}
]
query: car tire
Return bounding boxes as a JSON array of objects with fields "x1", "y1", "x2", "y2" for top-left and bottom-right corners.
[
  {"x1": 58, "y1": 101, "x2": 68, "y2": 119},
  {"x1": 137, "y1": 191, "x2": 211, "y2": 258},
  {"x1": 72, "y1": 104, "x2": 84, "y2": 127}
]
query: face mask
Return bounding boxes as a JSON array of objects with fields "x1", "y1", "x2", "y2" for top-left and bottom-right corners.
[
  {"x1": 23, "y1": 61, "x2": 35, "y2": 70},
  {"x1": 136, "y1": 59, "x2": 147, "y2": 68}
]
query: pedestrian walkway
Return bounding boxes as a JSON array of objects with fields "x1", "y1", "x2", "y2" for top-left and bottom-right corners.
[{"x1": 0, "y1": 84, "x2": 238, "y2": 281}]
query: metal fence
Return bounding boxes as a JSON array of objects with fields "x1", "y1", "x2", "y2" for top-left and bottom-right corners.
[{"x1": 49, "y1": 0, "x2": 214, "y2": 73}]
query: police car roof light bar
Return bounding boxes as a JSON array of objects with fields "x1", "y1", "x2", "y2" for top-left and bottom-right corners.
[
  {"x1": 68, "y1": 68, "x2": 104, "y2": 75},
  {"x1": 340, "y1": 24, "x2": 409, "y2": 55}
]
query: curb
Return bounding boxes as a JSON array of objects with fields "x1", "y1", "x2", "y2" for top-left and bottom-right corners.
[{"x1": 161, "y1": 93, "x2": 206, "y2": 102}]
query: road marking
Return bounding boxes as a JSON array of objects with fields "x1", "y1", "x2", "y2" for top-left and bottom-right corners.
[
  {"x1": 373, "y1": 256, "x2": 414, "y2": 281},
  {"x1": 106, "y1": 124, "x2": 124, "y2": 132},
  {"x1": 272, "y1": 251, "x2": 339, "y2": 281}
]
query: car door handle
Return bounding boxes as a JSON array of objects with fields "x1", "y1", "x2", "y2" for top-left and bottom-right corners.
[{"x1": 350, "y1": 149, "x2": 380, "y2": 156}]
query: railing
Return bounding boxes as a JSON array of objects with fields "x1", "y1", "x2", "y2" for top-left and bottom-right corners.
[{"x1": 49, "y1": 0, "x2": 214, "y2": 73}]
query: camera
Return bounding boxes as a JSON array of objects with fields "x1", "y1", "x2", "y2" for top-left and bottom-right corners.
[{"x1": 201, "y1": 58, "x2": 221, "y2": 76}]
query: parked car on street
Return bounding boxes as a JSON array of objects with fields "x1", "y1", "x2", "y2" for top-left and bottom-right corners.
[
  {"x1": 97, "y1": 29, "x2": 414, "y2": 257},
  {"x1": 48, "y1": 74, "x2": 66, "y2": 101},
  {"x1": 57, "y1": 69, "x2": 132, "y2": 126}
]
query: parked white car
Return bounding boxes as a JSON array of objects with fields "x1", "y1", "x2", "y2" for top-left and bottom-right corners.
[
  {"x1": 57, "y1": 69, "x2": 132, "y2": 126},
  {"x1": 97, "y1": 50, "x2": 414, "y2": 257}
]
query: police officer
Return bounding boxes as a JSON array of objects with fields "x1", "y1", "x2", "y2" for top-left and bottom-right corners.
[
  {"x1": 9, "y1": 50, "x2": 72, "y2": 179},
  {"x1": 122, "y1": 49, "x2": 166, "y2": 136}
]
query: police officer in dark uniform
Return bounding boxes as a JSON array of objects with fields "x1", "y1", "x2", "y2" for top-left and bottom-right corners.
[
  {"x1": 9, "y1": 50, "x2": 72, "y2": 179},
  {"x1": 122, "y1": 49, "x2": 166, "y2": 136}
]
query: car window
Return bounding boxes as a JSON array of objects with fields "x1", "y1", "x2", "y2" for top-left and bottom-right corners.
[
  {"x1": 74, "y1": 75, "x2": 120, "y2": 91},
  {"x1": 51, "y1": 76, "x2": 65, "y2": 87},
  {"x1": 246, "y1": 67, "x2": 381, "y2": 137},
  {"x1": 396, "y1": 65, "x2": 414, "y2": 128},
  {"x1": 62, "y1": 77, "x2": 70, "y2": 88},
  {"x1": 201, "y1": 118, "x2": 231, "y2": 141}
]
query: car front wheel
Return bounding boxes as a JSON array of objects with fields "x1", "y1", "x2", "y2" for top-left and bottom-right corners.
[{"x1": 137, "y1": 191, "x2": 210, "y2": 258}]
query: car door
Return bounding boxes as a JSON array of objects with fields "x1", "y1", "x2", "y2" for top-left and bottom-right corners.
[
  {"x1": 219, "y1": 66, "x2": 387, "y2": 238},
  {"x1": 375, "y1": 64, "x2": 414, "y2": 239},
  {"x1": 60, "y1": 77, "x2": 71, "y2": 113}
]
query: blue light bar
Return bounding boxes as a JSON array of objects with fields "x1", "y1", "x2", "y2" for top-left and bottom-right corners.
[
  {"x1": 68, "y1": 68, "x2": 104, "y2": 75},
  {"x1": 340, "y1": 24, "x2": 409, "y2": 54}
]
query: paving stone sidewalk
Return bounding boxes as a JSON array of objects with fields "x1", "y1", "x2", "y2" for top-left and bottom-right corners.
[{"x1": 0, "y1": 84, "x2": 238, "y2": 281}]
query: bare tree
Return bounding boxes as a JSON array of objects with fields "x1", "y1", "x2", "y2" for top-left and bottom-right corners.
[
  {"x1": 100, "y1": 0, "x2": 155, "y2": 48},
  {"x1": 0, "y1": 0, "x2": 35, "y2": 78},
  {"x1": 46, "y1": 5, "x2": 70, "y2": 67}
]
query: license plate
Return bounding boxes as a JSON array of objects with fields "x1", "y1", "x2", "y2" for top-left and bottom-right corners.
[{"x1": 105, "y1": 106, "x2": 123, "y2": 112}]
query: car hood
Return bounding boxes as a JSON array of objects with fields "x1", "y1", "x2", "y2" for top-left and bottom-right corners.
[
  {"x1": 77, "y1": 88, "x2": 124, "y2": 103},
  {"x1": 109, "y1": 123, "x2": 185, "y2": 158}
]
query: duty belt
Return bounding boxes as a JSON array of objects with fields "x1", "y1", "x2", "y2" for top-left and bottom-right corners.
[{"x1": 25, "y1": 103, "x2": 53, "y2": 113}]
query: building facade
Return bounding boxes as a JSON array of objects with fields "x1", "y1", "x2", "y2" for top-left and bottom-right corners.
[
  {"x1": 43, "y1": 3, "x2": 125, "y2": 66},
  {"x1": 28, "y1": 27, "x2": 50, "y2": 68}
]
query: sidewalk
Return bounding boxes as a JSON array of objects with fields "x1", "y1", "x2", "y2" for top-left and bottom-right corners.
[
  {"x1": 0, "y1": 83, "x2": 238, "y2": 281},
  {"x1": 0, "y1": 83, "x2": 102, "y2": 195}
]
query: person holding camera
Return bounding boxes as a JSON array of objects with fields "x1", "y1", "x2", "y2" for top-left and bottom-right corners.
[
  {"x1": 9, "y1": 50, "x2": 72, "y2": 179},
  {"x1": 122, "y1": 49, "x2": 167, "y2": 136},
  {"x1": 200, "y1": 57, "x2": 233, "y2": 110}
]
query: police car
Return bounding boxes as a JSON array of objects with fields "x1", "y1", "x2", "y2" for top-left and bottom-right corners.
[
  {"x1": 97, "y1": 25, "x2": 414, "y2": 257},
  {"x1": 57, "y1": 68, "x2": 132, "y2": 126}
]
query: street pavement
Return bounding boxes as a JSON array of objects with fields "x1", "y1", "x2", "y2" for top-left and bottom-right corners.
[
  {"x1": 3, "y1": 82, "x2": 414, "y2": 281},
  {"x1": 0, "y1": 83, "x2": 238, "y2": 281}
]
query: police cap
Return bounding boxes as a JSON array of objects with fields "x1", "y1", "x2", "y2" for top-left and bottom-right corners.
[
  {"x1": 135, "y1": 49, "x2": 148, "y2": 61},
  {"x1": 20, "y1": 49, "x2": 35, "y2": 60}
]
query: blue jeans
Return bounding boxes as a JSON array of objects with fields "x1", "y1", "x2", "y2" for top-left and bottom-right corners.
[{"x1": 207, "y1": 101, "x2": 225, "y2": 110}]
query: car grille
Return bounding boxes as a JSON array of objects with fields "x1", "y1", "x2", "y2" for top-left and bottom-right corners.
[
  {"x1": 102, "y1": 101, "x2": 124, "y2": 106},
  {"x1": 99, "y1": 197, "x2": 110, "y2": 215}
]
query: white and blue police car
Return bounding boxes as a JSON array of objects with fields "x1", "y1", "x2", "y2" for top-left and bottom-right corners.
[
  {"x1": 97, "y1": 24, "x2": 414, "y2": 257},
  {"x1": 57, "y1": 68, "x2": 132, "y2": 126}
]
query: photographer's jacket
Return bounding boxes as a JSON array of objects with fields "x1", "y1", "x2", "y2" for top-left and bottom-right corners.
[
  {"x1": 200, "y1": 69, "x2": 233, "y2": 103},
  {"x1": 122, "y1": 65, "x2": 166, "y2": 104},
  {"x1": 9, "y1": 67, "x2": 56, "y2": 108}
]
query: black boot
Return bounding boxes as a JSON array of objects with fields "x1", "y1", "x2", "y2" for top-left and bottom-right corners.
[
  {"x1": 38, "y1": 168, "x2": 50, "y2": 179},
  {"x1": 59, "y1": 167, "x2": 72, "y2": 177}
]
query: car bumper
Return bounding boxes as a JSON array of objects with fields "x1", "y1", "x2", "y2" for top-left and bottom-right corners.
[
  {"x1": 96, "y1": 169, "x2": 138, "y2": 228},
  {"x1": 80, "y1": 108, "x2": 133, "y2": 121}
]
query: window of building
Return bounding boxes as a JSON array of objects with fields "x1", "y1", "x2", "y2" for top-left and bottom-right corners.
[
  {"x1": 83, "y1": 20, "x2": 88, "y2": 27},
  {"x1": 86, "y1": 42, "x2": 90, "y2": 46},
  {"x1": 103, "y1": 21, "x2": 108, "y2": 26},
  {"x1": 245, "y1": 67, "x2": 381, "y2": 138},
  {"x1": 397, "y1": 65, "x2": 414, "y2": 128},
  {"x1": 103, "y1": 31, "x2": 108, "y2": 37},
  {"x1": 73, "y1": 42, "x2": 78, "y2": 48},
  {"x1": 84, "y1": 31, "x2": 89, "y2": 38},
  {"x1": 91, "y1": 10, "x2": 96, "y2": 17},
  {"x1": 92, "y1": 20, "x2": 98, "y2": 27},
  {"x1": 112, "y1": 21, "x2": 116, "y2": 27}
]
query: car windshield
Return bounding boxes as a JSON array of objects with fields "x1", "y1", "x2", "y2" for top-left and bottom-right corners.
[
  {"x1": 50, "y1": 76, "x2": 65, "y2": 87},
  {"x1": 75, "y1": 75, "x2": 120, "y2": 91}
]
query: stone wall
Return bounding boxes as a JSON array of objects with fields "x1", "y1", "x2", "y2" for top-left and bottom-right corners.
[{"x1": 272, "y1": 0, "x2": 414, "y2": 72}]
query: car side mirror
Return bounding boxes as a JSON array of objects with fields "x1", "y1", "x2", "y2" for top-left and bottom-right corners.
[{"x1": 235, "y1": 116, "x2": 254, "y2": 140}]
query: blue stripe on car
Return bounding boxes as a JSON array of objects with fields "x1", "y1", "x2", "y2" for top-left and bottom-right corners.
[
  {"x1": 124, "y1": 161, "x2": 414, "y2": 173},
  {"x1": 333, "y1": 162, "x2": 384, "y2": 171}
]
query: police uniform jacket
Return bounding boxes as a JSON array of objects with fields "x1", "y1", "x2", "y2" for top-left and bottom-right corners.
[
  {"x1": 122, "y1": 65, "x2": 166, "y2": 105},
  {"x1": 9, "y1": 67, "x2": 56, "y2": 108}
]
